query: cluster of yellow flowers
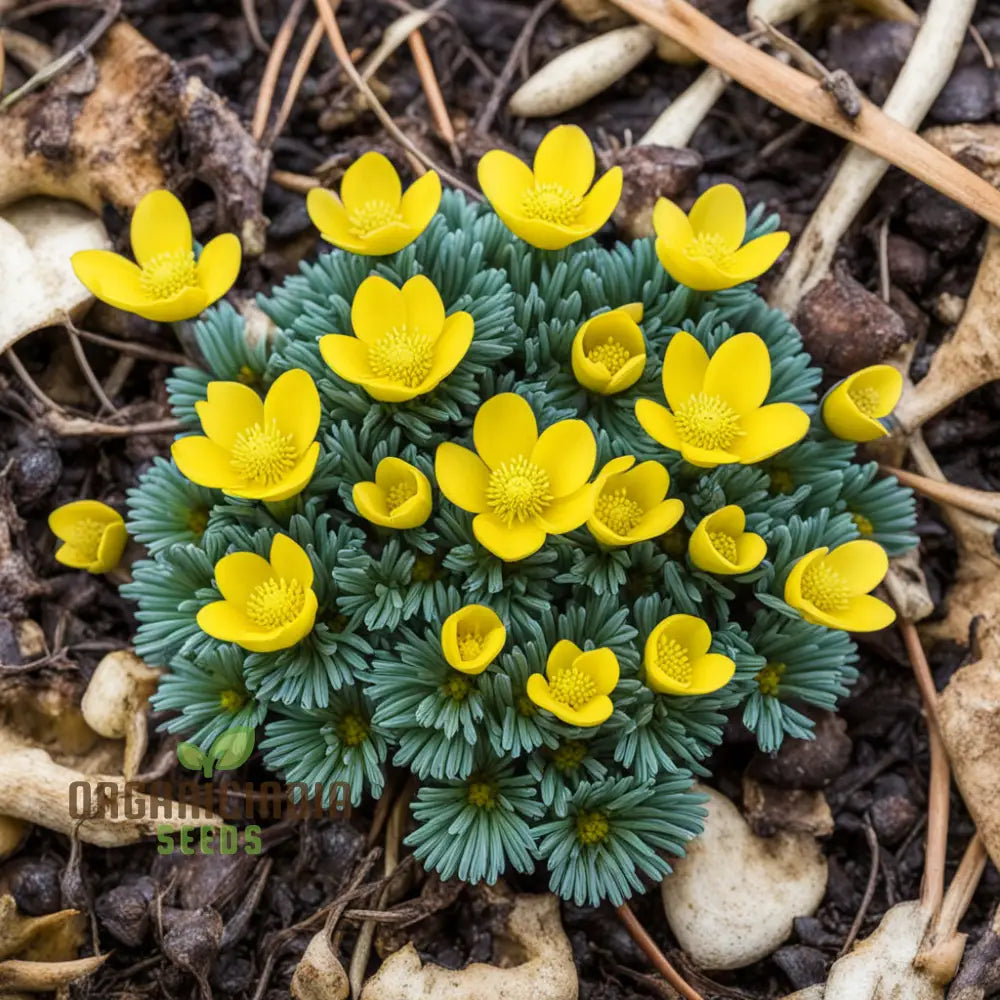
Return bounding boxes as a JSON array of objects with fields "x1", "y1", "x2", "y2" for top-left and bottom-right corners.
[{"x1": 53, "y1": 124, "x2": 906, "y2": 731}]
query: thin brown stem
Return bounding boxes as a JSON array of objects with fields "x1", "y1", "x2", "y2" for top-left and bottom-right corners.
[
  {"x1": 69, "y1": 326, "x2": 190, "y2": 366},
  {"x1": 614, "y1": 903, "x2": 705, "y2": 1000},
  {"x1": 266, "y1": 16, "x2": 324, "y2": 145},
  {"x1": 840, "y1": 817, "x2": 880, "y2": 955},
  {"x1": 64, "y1": 325, "x2": 117, "y2": 413},
  {"x1": 407, "y1": 28, "x2": 456, "y2": 153},
  {"x1": 251, "y1": 0, "x2": 308, "y2": 143},
  {"x1": 883, "y1": 465, "x2": 1000, "y2": 524}
]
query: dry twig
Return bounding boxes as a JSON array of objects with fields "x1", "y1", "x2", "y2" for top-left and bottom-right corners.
[
  {"x1": 251, "y1": 0, "x2": 309, "y2": 143},
  {"x1": 615, "y1": 903, "x2": 705, "y2": 1000},
  {"x1": 408, "y1": 28, "x2": 457, "y2": 155}
]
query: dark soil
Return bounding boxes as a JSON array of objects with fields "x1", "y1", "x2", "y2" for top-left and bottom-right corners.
[{"x1": 1, "y1": 1, "x2": 999, "y2": 998}]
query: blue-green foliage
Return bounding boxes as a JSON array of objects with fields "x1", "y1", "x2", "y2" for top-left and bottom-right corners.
[{"x1": 126, "y1": 189, "x2": 915, "y2": 906}]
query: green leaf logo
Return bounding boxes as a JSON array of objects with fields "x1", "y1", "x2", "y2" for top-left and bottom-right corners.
[{"x1": 176, "y1": 727, "x2": 255, "y2": 779}]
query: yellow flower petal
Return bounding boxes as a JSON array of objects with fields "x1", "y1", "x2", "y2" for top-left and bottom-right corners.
[
  {"x1": 423, "y1": 311, "x2": 474, "y2": 386},
  {"x1": 71, "y1": 250, "x2": 146, "y2": 311},
  {"x1": 265, "y1": 369, "x2": 320, "y2": 454},
  {"x1": 196, "y1": 381, "x2": 263, "y2": 449},
  {"x1": 399, "y1": 170, "x2": 442, "y2": 234},
  {"x1": 688, "y1": 183, "x2": 745, "y2": 251},
  {"x1": 532, "y1": 124, "x2": 595, "y2": 196},
  {"x1": 729, "y1": 403, "x2": 810, "y2": 463},
  {"x1": 631, "y1": 499, "x2": 684, "y2": 541},
  {"x1": 473, "y1": 393, "x2": 537, "y2": 469},
  {"x1": 93, "y1": 520, "x2": 128, "y2": 573},
  {"x1": 477, "y1": 149, "x2": 535, "y2": 219},
  {"x1": 134, "y1": 288, "x2": 209, "y2": 323},
  {"x1": 355, "y1": 222, "x2": 416, "y2": 256},
  {"x1": 130, "y1": 190, "x2": 192, "y2": 266},
  {"x1": 441, "y1": 604, "x2": 506, "y2": 675},
  {"x1": 306, "y1": 188, "x2": 349, "y2": 241},
  {"x1": 359, "y1": 378, "x2": 423, "y2": 403},
  {"x1": 703, "y1": 333, "x2": 770, "y2": 415},
  {"x1": 536, "y1": 483, "x2": 596, "y2": 534},
  {"x1": 214, "y1": 551, "x2": 274, "y2": 606},
  {"x1": 822, "y1": 539, "x2": 889, "y2": 594},
  {"x1": 655, "y1": 239, "x2": 722, "y2": 291},
  {"x1": 663, "y1": 614, "x2": 713, "y2": 658},
  {"x1": 822, "y1": 385, "x2": 886, "y2": 442},
  {"x1": 652, "y1": 197, "x2": 695, "y2": 247},
  {"x1": 319, "y1": 335, "x2": 375, "y2": 384},
  {"x1": 725, "y1": 231, "x2": 790, "y2": 282},
  {"x1": 351, "y1": 275, "x2": 406, "y2": 344},
  {"x1": 196, "y1": 233, "x2": 242, "y2": 306},
  {"x1": 833, "y1": 594, "x2": 896, "y2": 632},
  {"x1": 705, "y1": 505, "x2": 745, "y2": 537},
  {"x1": 574, "y1": 646, "x2": 619, "y2": 695},
  {"x1": 277, "y1": 589, "x2": 319, "y2": 650},
  {"x1": 231, "y1": 443, "x2": 320, "y2": 502},
  {"x1": 197, "y1": 600, "x2": 256, "y2": 644},
  {"x1": 472, "y1": 513, "x2": 546, "y2": 561},
  {"x1": 635, "y1": 399, "x2": 682, "y2": 451},
  {"x1": 689, "y1": 518, "x2": 731, "y2": 573},
  {"x1": 531, "y1": 420, "x2": 596, "y2": 497},
  {"x1": 341, "y1": 152, "x2": 402, "y2": 209},
  {"x1": 823, "y1": 365, "x2": 903, "y2": 442},
  {"x1": 171, "y1": 435, "x2": 245, "y2": 490},
  {"x1": 435, "y1": 442, "x2": 491, "y2": 513},
  {"x1": 661, "y1": 331, "x2": 709, "y2": 412},
  {"x1": 269, "y1": 533, "x2": 314, "y2": 590},
  {"x1": 574, "y1": 166, "x2": 623, "y2": 235},
  {"x1": 686, "y1": 653, "x2": 736, "y2": 696},
  {"x1": 401, "y1": 274, "x2": 445, "y2": 339},
  {"x1": 547, "y1": 639, "x2": 583, "y2": 675},
  {"x1": 735, "y1": 532, "x2": 768, "y2": 570},
  {"x1": 48, "y1": 499, "x2": 121, "y2": 538},
  {"x1": 618, "y1": 461, "x2": 669, "y2": 510},
  {"x1": 373, "y1": 460, "x2": 432, "y2": 529},
  {"x1": 494, "y1": 213, "x2": 581, "y2": 251},
  {"x1": 680, "y1": 442, "x2": 740, "y2": 468},
  {"x1": 353, "y1": 481, "x2": 391, "y2": 525},
  {"x1": 849, "y1": 365, "x2": 903, "y2": 416}
]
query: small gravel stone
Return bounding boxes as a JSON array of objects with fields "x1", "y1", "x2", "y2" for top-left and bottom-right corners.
[
  {"x1": 827, "y1": 22, "x2": 917, "y2": 104},
  {"x1": 773, "y1": 944, "x2": 829, "y2": 990},
  {"x1": 930, "y1": 66, "x2": 996, "y2": 125},
  {"x1": 747, "y1": 712, "x2": 853, "y2": 790},
  {"x1": 608, "y1": 144, "x2": 703, "y2": 240},
  {"x1": 8, "y1": 858, "x2": 62, "y2": 915},
  {"x1": 905, "y1": 187, "x2": 982, "y2": 258},
  {"x1": 886, "y1": 234, "x2": 929, "y2": 292}
]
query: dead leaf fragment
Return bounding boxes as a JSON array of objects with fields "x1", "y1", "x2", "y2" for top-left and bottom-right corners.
[{"x1": 292, "y1": 930, "x2": 350, "y2": 1000}]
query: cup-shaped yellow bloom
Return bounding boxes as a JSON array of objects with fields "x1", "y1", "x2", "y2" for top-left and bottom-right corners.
[
  {"x1": 48, "y1": 500, "x2": 127, "y2": 574},
  {"x1": 172, "y1": 368, "x2": 320, "y2": 502},
  {"x1": 353, "y1": 458, "x2": 432, "y2": 530},
  {"x1": 478, "y1": 125, "x2": 623, "y2": 251},
  {"x1": 822, "y1": 365, "x2": 904, "y2": 443},
  {"x1": 587, "y1": 455, "x2": 683, "y2": 547},
  {"x1": 689, "y1": 505, "x2": 766, "y2": 575},
  {"x1": 635, "y1": 331, "x2": 809, "y2": 468},
  {"x1": 197, "y1": 534, "x2": 318, "y2": 653},
  {"x1": 306, "y1": 152, "x2": 441, "y2": 256},
  {"x1": 644, "y1": 614, "x2": 735, "y2": 696},
  {"x1": 571, "y1": 303, "x2": 646, "y2": 395},
  {"x1": 526, "y1": 640, "x2": 619, "y2": 727},
  {"x1": 435, "y1": 393, "x2": 597, "y2": 561},
  {"x1": 71, "y1": 190, "x2": 241, "y2": 322},
  {"x1": 784, "y1": 540, "x2": 896, "y2": 632},
  {"x1": 653, "y1": 183, "x2": 789, "y2": 291},
  {"x1": 320, "y1": 275, "x2": 473, "y2": 403},
  {"x1": 441, "y1": 604, "x2": 506, "y2": 675}
]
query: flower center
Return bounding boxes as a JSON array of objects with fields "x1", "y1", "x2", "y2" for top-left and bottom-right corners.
[
  {"x1": 385, "y1": 479, "x2": 417, "y2": 512},
  {"x1": 348, "y1": 198, "x2": 403, "y2": 236},
  {"x1": 521, "y1": 182, "x2": 582, "y2": 226},
  {"x1": 673, "y1": 392, "x2": 743, "y2": 451},
  {"x1": 245, "y1": 577, "x2": 306, "y2": 630},
  {"x1": 552, "y1": 741, "x2": 586, "y2": 772},
  {"x1": 187, "y1": 507, "x2": 210, "y2": 537},
  {"x1": 66, "y1": 518, "x2": 105, "y2": 561},
  {"x1": 852, "y1": 512, "x2": 874, "y2": 536},
  {"x1": 139, "y1": 248, "x2": 198, "y2": 300},
  {"x1": 548, "y1": 665, "x2": 597, "y2": 710},
  {"x1": 755, "y1": 661, "x2": 786, "y2": 696},
  {"x1": 769, "y1": 468, "x2": 794, "y2": 494},
  {"x1": 800, "y1": 560, "x2": 851, "y2": 613},
  {"x1": 595, "y1": 487, "x2": 645, "y2": 537},
  {"x1": 685, "y1": 232, "x2": 738, "y2": 270},
  {"x1": 230, "y1": 420, "x2": 298, "y2": 485},
  {"x1": 442, "y1": 674, "x2": 472, "y2": 701},
  {"x1": 219, "y1": 688, "x2": 246, "y2": 712},
  {"x1": 486, "y1": 455, "x2": 552, "y2": 525},
  {"x1": 412, "y1": 554, "x2": 437, "y2": 581},
  {"x1": 368, "y1": 325, "x2": 435, "y2": 388},
  {"x1": 653, "y1": 634, "x2": 692, "y2": 686},
  {"x1": 468, "y1": 780, "x2": 498, "y2": 810},
  {"x1": 709, "y1": 530, "x2": 738, "y2": 564},
  {"x1": 457, "y1": 630, "x2": 485, "y2": 662},
  {"x1": 336, "y1": 712, "x2": 369, "y2": 747},
  {"x1": 587, "y1": 337, "x2": 632, "y2": 375},
  {"x1": 517, "y1": 695, "x2": 536, "y2": 717},
  {"x1": 576, "y1": 810, "x2": 609, "y2": 846},
  {"x1": 848, "y1": 384, "x2": 881, "y2": 416}
]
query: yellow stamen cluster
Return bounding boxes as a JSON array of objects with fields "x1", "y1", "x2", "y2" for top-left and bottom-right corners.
[
  {"x1": 67, "y1": 518, "x2": 106, "y2": 561},
  {"x1": 348, "y1": 199, "x2": 403, "y2": 235},
  {"x1": 755, "y1": 662, "x2": 786, "y2": 696},
  {"x1": 486, "y1": 456, "x2": 552, "y2": 525},
  {"x1": 245, "y1": 577, "x2": 306, "y2": 630},
  {"x1": 852, "y1": 512, "x2": 875, "y2": 536},
  {"x1": 548, "y1": 665, "x2": 597, "y2": 710},
  {"x1": 553, "y1": 741, "x2": 587, "y2": 772},
  {"x1": 799, "y1": 561, "x2": 851, "y2": 613},
  {"x1": 685, "y1": 232, "x2": 738, "y2": 270},
  {"x1": 468, "y1": 780, "x2": 498, "y2": 809},
  {"x1": 594, "y1": 487, "x2": 644, "y2": 537},
  {"x1": 385, "y1": 479, "x2": 418, "y2": 512},
  {"x1": 847, "y1": 384, "x2": 881, "y2": 416},
  {"x1": 139, "y1": 248, "x2": 198, "y2": 300},
  {"x1": 187, "y1": 507, "x2": 210, "y2": 536},
  {"x1": 709, "y1": 531, "x2": 738, "y2": 563},
  {"x1": 457, "y1": 630, "x2": 485, "y2": 662},
  {"x1": 654, "y1": 633, "x2": 692, "y2": 686},
  {"x1": 368, "y1": 326, "x2": 435, "y2": 387},
  {"x1": 230, "y1": 421, "x2": 298, "y2": 485},
  {"x1": 576, "y1": 811, "x2": 610, "y2": 846},
  {"x1": 521, "y1": 183, "x2": 582, "y2": 226},
  {"x1": 673, "y1": 392, "x2": 743, "y2": 451},
  {"x1": 442, "y1": 675, "x2": 472, "y2": 701},
  {"x1": 587, "y1": 337, "x2": 631, "y2": 376},
  {"x1": 219, "y1": 689, "x2": 246, "y2": 713},
  {"x1": 336, "y1": 713, "x2": 369, "y2": 747}
]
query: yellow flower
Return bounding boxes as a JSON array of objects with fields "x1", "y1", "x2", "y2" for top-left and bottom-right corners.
[
  {"x1": 644, "y1": 614, "x2": 735, "y2": 696},
  {"x1": 353, "y1": 458, "x2": 432, "y2": 530},
  {"x1": 435, "y1": 393, "x2": 597, "y2": 562},
  {"x1": 571, "y1": 303, "x2": 646, "y2": 394},
  {"x1": 822, "y1": 365, "x2": 903, "y2": 443},
  {"x1": 441, "y1": 604, "x2": 506, "y2": 675},
  {"x1": 635, "y1": 331, "x2": 809, "y2": 468},
  {"x1": 477, "y1": 124, "x2": 623, "y2": 250},
  {"x1": 587, "y1": 456, "x2": 683, "y2": 547},
  {"x1": 48, "y1": 500, "x2": 127, "y2": 574},
  {"x1": 689, "y1": 505, "x2": 766, "y2": 575},
  {"x1": 71, "y1": 190, "x2": 241, "y2": 322},
  {"x1": 172, "y1": 368, "x2": 320, "y2": 502},
  {"x1": 320, "y1": 275, "x2": 473, "y2": 403},
  {"x1": 784, "y1": 540, "x2": 896, "y2": 632},
  {"x1": 197, "y1": 534, "x2": 318, "y2": 653},
  {"x1": 653, "y1": 183, "x2": 789, "y2": 291},
  {"x1": 526, "y1": 640, "x2": 619, "y2": 727},
  {"x1": 306, "y1": 152, "x2": 441, "y2": 256}
]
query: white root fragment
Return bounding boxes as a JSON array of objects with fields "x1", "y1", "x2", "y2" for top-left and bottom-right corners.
[
  {"x1": 771, "y1": 0, "x2": 976, "y2": 314},
  {"x1": 640, "y1": 66, "x2": 728, "y2": 147},
  {"x1": 508, "y1": 25, "x2": 658, "y2": 117}
]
